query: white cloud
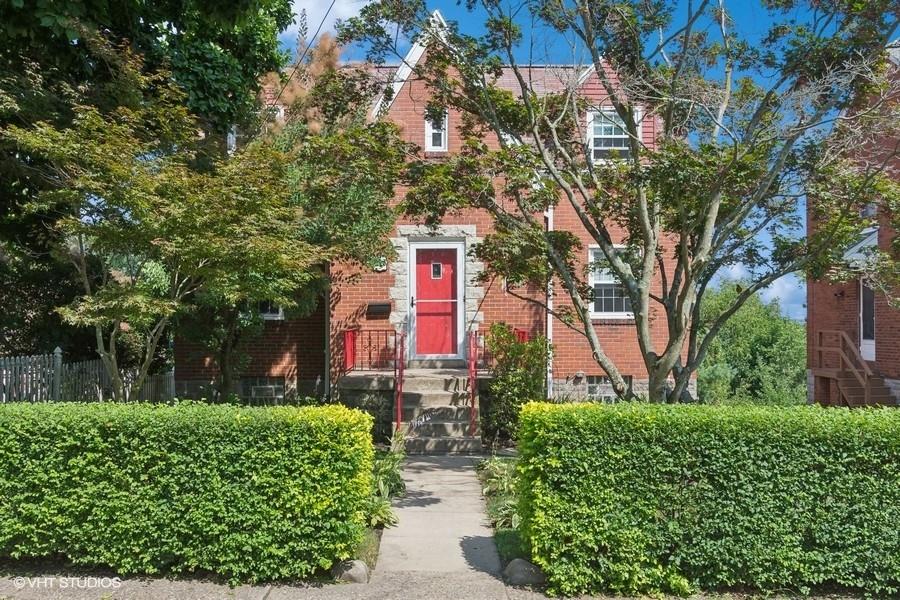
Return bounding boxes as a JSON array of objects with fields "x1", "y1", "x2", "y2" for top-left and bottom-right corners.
[
  {"x1": 281, "y1": 0, "x2": 371, "y2": 48},
  {"x1": 713, "y1": 264, "x2": 806, "y2": 321},
  {"x1": 722, "y1": 262, "x2": 750, "y2": 280},
  {"x1": 760, "y1": 273, "x2": 806, "y2": 321}
]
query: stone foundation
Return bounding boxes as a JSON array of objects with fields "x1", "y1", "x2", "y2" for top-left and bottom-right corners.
[{"x1": 551, "y1": 376, "x2": 698, "y2": 401}]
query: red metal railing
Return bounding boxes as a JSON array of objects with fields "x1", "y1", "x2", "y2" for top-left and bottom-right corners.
[
  {"x1": 394, "y1": 333, "x2": 406, "y2": 432},
  {"x1": 342, "y1": 329, "x2": 398, "y2": 372},
  {"x1": 467, "y1": 331, "x2": 478, "y2": 435}
]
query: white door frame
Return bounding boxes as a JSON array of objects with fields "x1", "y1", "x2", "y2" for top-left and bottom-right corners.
[
  {"x1": 408, "y1": 241, "x2": 466, "y2": 360},
  {"x1": 859, "y1": 278, "x2": 875, "y2": 361}
]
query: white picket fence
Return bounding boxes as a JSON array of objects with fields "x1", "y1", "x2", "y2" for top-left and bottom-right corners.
[{"x1": 0, "y1": 348, "x2": 174, "y2": 403}]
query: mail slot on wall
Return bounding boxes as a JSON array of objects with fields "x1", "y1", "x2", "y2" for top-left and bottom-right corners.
[{"x1": 366, "y1": 302, "x2": 391, "y2": 318}]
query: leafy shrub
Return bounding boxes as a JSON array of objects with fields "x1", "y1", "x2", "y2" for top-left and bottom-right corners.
[
  {"x1": 477, "y1": 456, "x2": 520, "y2": 529},
  {"x1": 0, "y1": 402, "x2": 373, "y2": 583},
  {"x1": 482, "y1": 323, "x2": 550, "y2": 445},
  {"x1": 477, "y1": 456, "x2": 530, "y2": 565},
  {"x1": 366, "y1": 431, "x2": 406, "y2": 528},
  {"x1": 518, "y1": 402, "x2": 900, "y2": 597}
]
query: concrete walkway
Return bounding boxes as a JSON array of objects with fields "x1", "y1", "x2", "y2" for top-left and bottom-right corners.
[{"x1": 376, "y1": 456, "x2": 502, "y2": 573}]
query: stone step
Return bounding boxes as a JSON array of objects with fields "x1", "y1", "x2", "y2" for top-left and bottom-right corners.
[
  {"x1": 406, "y1": 359, "x2": 466, "y2": 369},
  {"x1": 402, "y1": 390, "x2": 471, "y2": 406},
  {"x1": 400, "y1": 420, "x2": 474, "y2": 437},
  {"x1": 401, "y1": 376, "x2": 471, "y2": 393},
  {"x1": 401, "y1": 405, "x2": 475, "y2": 421},
  {"x1": 404, "y1": 436, "x2": 483, "y2": 455}
]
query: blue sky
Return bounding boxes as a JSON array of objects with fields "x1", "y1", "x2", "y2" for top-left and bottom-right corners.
[{"x1": 282, "y1": 0, "x2": 809, "y2": 321}]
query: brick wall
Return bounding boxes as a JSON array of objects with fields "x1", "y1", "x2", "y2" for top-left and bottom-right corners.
[
  {"x1": 174, "y1": 303, "x2": 327, "y2": 397},
  {"x1": 176, "y1": 59, "x2": 695, "y2": 396},
  {"x1": 329, "y1": 60, "x2": 689, "y2": 391}
]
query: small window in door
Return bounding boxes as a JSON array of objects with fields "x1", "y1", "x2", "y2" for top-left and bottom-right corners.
[{"x1": 431, "y1": 263, "x2": 442, "y2": 279}]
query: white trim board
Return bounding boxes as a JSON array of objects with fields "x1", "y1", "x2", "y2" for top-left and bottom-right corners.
[{"x1": 371, "y1": 10, "x2": 448, "y2": 117}]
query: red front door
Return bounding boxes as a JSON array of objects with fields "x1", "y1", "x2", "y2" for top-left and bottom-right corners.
[{"x1": 414, "y1": 248, "x2": 458, "y2": 356}]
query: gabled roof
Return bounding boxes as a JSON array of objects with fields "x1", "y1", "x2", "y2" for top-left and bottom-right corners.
[
  {"x1": 369, "y1": 9, "x2": 602, "y2": 116},
  {"x1": 371, "y1": 10, "x2": 448, "y2": 116}
]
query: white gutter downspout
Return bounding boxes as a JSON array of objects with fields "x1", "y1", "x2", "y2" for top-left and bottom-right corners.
[{"x1": 544, "y1": 206, "x2": 554, "y2": 399}]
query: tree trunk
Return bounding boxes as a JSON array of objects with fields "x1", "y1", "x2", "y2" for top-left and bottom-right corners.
[
  {"x1": 215, "y1": 309, "x2": 241, "y2": 402},
  {"x1": 670, "y1": 367, "x2": 696, "y2": 403},
  {"x1": 646, "y1": 367, "x2": 671, "y2": 403}
]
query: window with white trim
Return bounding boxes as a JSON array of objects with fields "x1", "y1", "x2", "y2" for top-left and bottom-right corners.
[
  {"x1": 258, "y1": 300, "x2": 284, "y2": 320},
  {"x1": 588, "y1": 109, "x2": 634, "y2": 160},
  {"x1": 425, "y1": 111, "x2": 448, "y2": 151},
  {"x1": 589, "y1": 247, "x2": 632, "y2": 318}
]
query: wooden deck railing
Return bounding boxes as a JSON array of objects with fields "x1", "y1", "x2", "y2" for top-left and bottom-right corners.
[{"x1": 813, "y1": 329, "x2": 873, "y2": 405}]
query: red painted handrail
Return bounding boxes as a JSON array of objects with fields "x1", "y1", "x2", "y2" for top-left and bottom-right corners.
[
  {"x1": 394, "y1": 332, "x2": 405, "y2": 432},
  {"x1": 342, "y1": 329, "x2": 397, "y2": 372},
  {"x1": 467, "y1": 331, "x2": 478, "y2": 435}
]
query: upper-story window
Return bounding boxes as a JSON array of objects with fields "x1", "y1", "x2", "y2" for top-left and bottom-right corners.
[
  {"x1": 589, "y1": 247, "x2": 633, "y2": 318},
  {"x1": 425, "y1": 111, "x2": 448, "y2": 152},
  {"x1": 588, "y1": 109, "x2": 637, "y2": 161},
  {"x1": 258, "y1": 300, "x2": 284, "y2": 321}
]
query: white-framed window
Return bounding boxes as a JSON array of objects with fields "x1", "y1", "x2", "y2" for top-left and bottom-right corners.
[
  {"x1": 588, "y1": 247, "x2": 633, "y2": 318},
  {"x1": 425, "y1": 110, "x2": 448, "y2": 151},
  {"x1": 258, "y1": 300, "x2": 284, "y2": 321},
  {"x1": 587, "y1": 108, "x2": 639, "y2": 161}
]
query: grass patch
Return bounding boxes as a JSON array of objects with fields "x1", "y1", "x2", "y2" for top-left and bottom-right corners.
[{"x1": 354, "y1": 529, "x2": 382, "y2": 571}]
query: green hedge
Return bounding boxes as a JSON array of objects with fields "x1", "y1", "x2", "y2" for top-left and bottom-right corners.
[
  {"x1": 0, "y1": 402, "x2": 373, "y2": 583},
  {"x1": 518, "y1": 402, "x2": 900, "y2": 597}
]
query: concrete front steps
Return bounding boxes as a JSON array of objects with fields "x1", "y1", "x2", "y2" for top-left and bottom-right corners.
[{"x1": 394, "y1": 370, "x2": 482, "y2": 455}]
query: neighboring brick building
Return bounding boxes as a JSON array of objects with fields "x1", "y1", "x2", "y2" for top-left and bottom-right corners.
[
  {"x1": 807, "y1": 43, "x2": 900, "y2": 406},
  {"x1": 175, "y1": 10, "x2": 689, "y2": 404}
]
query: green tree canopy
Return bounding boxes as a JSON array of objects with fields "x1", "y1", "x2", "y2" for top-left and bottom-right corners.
[
  {"x1": 341, "y1": 0, "x2": 899, "y2": 402},
  {"x1": 178, "y1": 39, "x2": 413, "y2": 399},
  {"x1": 0, "y1": 0, "x2": 293, "y2": 357},
  {"x1": 699, "y1": 281, "x2": 807, "y2": 405},
  {"x1": 3, "y1": 54, "x2": 321, "y2": 400}
]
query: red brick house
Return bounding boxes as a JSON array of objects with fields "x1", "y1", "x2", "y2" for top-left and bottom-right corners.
[
  {"x1": 807, "y1": 43, "x2": 900, "y2": 406},
  {"x1": 175, "y1": 10, "x2": 689, "y2": 445}
]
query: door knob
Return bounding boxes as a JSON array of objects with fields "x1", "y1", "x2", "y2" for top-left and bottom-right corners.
[{"x1": 410, "y1": 296, "x2": 416, "y2": 308}]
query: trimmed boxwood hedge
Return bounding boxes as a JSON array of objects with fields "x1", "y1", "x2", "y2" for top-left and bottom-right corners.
[
  {"x1": 518, "y1": 402, "x2": 900, "y2": 597},
  {"x1": 0, "y1": 402, "x2": 373, "y2": 583}
]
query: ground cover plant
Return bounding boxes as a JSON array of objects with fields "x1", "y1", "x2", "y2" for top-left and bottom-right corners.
[{"x1": 476, "y1": 456, "x2": 528, "y2": 565}]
